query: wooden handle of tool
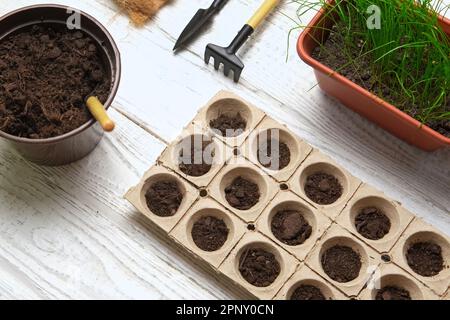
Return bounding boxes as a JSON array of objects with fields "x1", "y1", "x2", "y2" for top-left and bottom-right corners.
[
  {"x1": 86, "y1": 97, "x2": 115, "y2": 132},
  {"x1": 247, "y1": 0, "x2": 280, "y2": 29}
]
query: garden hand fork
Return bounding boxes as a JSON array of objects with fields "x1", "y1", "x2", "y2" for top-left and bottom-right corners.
[{"x1": 205, "y1": 0, "x2": 280, "y2": 82}]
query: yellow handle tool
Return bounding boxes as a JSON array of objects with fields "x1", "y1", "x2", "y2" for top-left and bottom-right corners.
[
  {"x1": 247, "y1": 0, "x2": 280, "y2": 29},
  {"x1": 86, "y1": 96, "x2": 115, "y2": 132},
  {"x1": 204, "y1": 0, "x2": 281, "y2": 82}
]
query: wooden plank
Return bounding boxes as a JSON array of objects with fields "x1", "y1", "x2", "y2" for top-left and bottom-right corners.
[{"x1": 0, "y1": 109, "x2": 235, "y2": 299}]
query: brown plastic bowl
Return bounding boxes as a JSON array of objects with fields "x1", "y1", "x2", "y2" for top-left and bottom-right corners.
[
  {"x1": 0, "y1": 5, "x2": 121, "y2": 165},
  {"x1": 297, "y1": 2, "x2": 450, "y2": 151}
]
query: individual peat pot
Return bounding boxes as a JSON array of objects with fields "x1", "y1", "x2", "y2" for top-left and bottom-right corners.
[
  {"x1": 125, "y1": 165, "x2": 198, "y2": 233},
  {"x1": 208, "y1": 159, "x2": 279, "y2": 223},
  {"x1": 305, "y1": 223, "x2": 379, "y2": 296},
  {"x1": 336, "y1": 184, "x2": 414, "y2": 253},
  {"x1": 359, "y1": 263, "x2": 438, "y2": 300},
  {"x1": 290, "y1": 150, "x2": 362, "y2": 220},
  {"x1": 275, "y1": 264, "x2": 346, "y2": 300},
  {"x1": 0, "y1": 5, "x2": 121, "y2": 165},
  {"x1": 219, "y1": 232, "x2": 298, "y2": 300},
  {"x1": 256, "y1": 190, "x2": 332, "y2": 261},
  {"x1": 391, "y1": 219, "x2": 450, "y2": 296},
  {"x1": 242, "y1": 116, "x2": 313, "y2": 182},
  {"x1": 170, "y1": 197, "x2": 247, "y2": 268},
  {"x1": 297, "y1": 1, "x2": 450, "y2": 151},
  {"x1": 192, "y1": 91, "x2": 265, "y2": 148},
  {"x1": 158, "y1": 126, "x2": 232, "y2": 188}
]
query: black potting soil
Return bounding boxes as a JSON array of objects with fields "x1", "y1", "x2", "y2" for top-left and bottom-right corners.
[
  {"x1": 271, "y1": 210, "x2": 312, "y2": 246},
  {"x1": 239, "y1": 248, "x2": 280, "y2": 287},
  {"x1": 406, "y1": 241, "x2": 444, "y2": 277},
  {"x1": 145, "y1": 180, "x2": 183, "y2": 217},
  {"x1": 290, "y1": 285, "x2": 326, "y2": 300},
  {"x1": 355, "y1": 207, "x2": 391, "y2": 240},
  {"x1": 178, "y1": 136, "x2": 213, "y2": 177},
  {"x1": 0, "y1": 24, "x2": 111, "y2": 139},
  {"x1": 375, "y1": 286, "x2": 412, "y2": 300},
  {"x1": 305, "y1": 172, "x2": 343, "y2": 205},
  {"x1": 209, "y1": 113, "x2": 247, "y2": 137},
  {"x1": 311, "y1": 24, "x2": 450, "y2": 138},
  {"x1": 191, "y1": 216, "x2": 229, "y2": 252},
  {"x1": 257, "y1": 130, "x2": 291, "y2": 170},
  {"x1": 321, "y1": 245, "x2": 362, "y2": 283},
  {"x1": 225, "y1": 177, "x2": 260, "y2": 210}
]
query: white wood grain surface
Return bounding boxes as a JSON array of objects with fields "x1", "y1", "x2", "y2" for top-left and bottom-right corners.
[{"x1": 0, "y1": 0, "x2": 449, "y2": 299}]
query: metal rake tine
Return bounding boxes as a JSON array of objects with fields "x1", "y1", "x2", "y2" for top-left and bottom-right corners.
[{"x1": 213, "y1": 58, "x2": 221, "y2": 70}]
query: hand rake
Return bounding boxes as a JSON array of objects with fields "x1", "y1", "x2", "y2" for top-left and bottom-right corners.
[{"x1": 205, "y1": 0, "x2": 280, "y2": 83}]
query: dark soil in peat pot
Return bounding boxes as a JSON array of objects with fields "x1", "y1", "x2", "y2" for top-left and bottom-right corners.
[
  {"x1": 191, "y1": 216, "x2": 229, "y2": 252},
  {"x1": 321, "y1": 245, "x2": 362, "y2": 283},
  {"x1": 355, "y1": 207, "x2": 391, "y2": 240},
  {"x1": 145, "y1": 180, "x2": 183, "y2": 217},
  {"x1": 257, "y1": 131, "x2": 291, "y2": 170},
  {"x1": 305, "y1": 172, "x2": 343, "y2": 205},
  {"x1": 0, "y1": 24, "x2": 111, "y2": 139},
  {"x1": 406, "y1": 242, "x2": 444, "y2": 277},
  {"x1": 312, "y1": 24, "x2": 450, "y2": 137},
  {"x1": 271, "y1": 210, "x2": 312, "y2": 246},
  {"x1": 209, "y1": 113, "x2": 247, "y2": 137},
  {"x1": 239, "y1": 248, "x2": 281, "y2": 287},
  {"x1": 290, "y1": 285, "x2": 326, "y2": 300},
  {"x1": 225, "y1": 177, "x2": 260, "y2": 210},
  {"x1": 376, "y1": 286, "x2": 411, "y2": 300},
  {"x1": 179, "y1": 137, "x2": 213, "y2": 177}
]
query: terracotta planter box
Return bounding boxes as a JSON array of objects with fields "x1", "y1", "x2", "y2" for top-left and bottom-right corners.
[{"x1": 297, "y1": 3, "x2": 450, "y2": 151}]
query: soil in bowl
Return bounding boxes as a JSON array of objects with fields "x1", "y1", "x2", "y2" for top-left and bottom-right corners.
[
  {"x1": 406, "y1": 242, "x2": 444, "y2": 277},
  {"x1": 355, "y1": 207, "x2": 391, "y2": 240},
  {"x1": 290, "y1": 285, "x2": 326, "y2": 300},
  {"x1": 145, "y1": 180, "x2": 183, "y2": 217},
  {"x1": 271, "y1": 210, "x2": 312, "y2": 246},
  {"x1": 257, "y1": 130, "x2": 291, "y2": 170},
  {"x1": 239, "y1": 247, "x2": 281, "y2": 287},
  {"x1": 321, "y1": 245, "x2": 362, "y2": 283},
  {"x1": 375, "y1": 286, "x2": 412, "y2": 300},
  {"x1": 225, "y1": 177, "x2": 260, "y2": 210},
  {"x1": 191, "y1": 216, "x2": 229, "y2": 252},
  {"x1": 305, "y1": 172, "x2": 343, "y2": 205},
  {"x1": 178, "y1": 136, "x2": 213, "y2": 177},
  {"x1": 0, "y1": 24, "x2": 111, "y2": 139},
  {"x1": 209, "y1": 113, "x2": 247, "y2": 137}
]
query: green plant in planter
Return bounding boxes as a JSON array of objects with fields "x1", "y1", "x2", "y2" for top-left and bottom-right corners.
[{"x1": 294, "y1": 0, "x2": 450, "y2": 136}]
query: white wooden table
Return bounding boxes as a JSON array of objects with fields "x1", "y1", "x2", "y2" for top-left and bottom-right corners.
[{"x1": 0, "y1": 0, "x2": 449, "y2": 300}]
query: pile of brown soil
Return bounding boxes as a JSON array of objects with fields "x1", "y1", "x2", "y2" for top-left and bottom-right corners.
[
  {"x1": 257, "y1": 130, "x2": 291, "y2": 170},
  {"x1": 239, "y1": 248, "x2": 280, "y2": 287},
  {"x1": 375, "y1": 286, "x2": 411, "y2": 300},
  {"x1": 312, "y1": 24, "x2": 450, "y2": 138},
  {"x1": 290, "y1": 285, "x2": 326, "y2": 300},
  {"x1": 0, "y1": 24, "x2": 110, "y2": 139},
  {"x1": 191, "y1": 216, "x2": 229, "y2": 252},
  {"x1": 406, "y1": 242, "x2": 444, "y2": 277},
  {"x1": 321, "y1": 245, "x2": 362, "y2": 283},
  {"x1": 305, "y1": 172, "x2": 343, "y2": 205},
  {"x1": 210, "y1": 113, "x2": 247, "y2": 137},
  {"x1": 355, "y1": 207, "x2": 391, "y2": 240},
  {"x1": 178, "y1": 136, "x2": 213, "y2": 177},
  {"x1": 225, "y1": 177, "x2": 260, "y2": 210},
  {"x1": 114, "y1": 0, "x2": 171, "y2": 26},
  {"x1": 145, "y1": 180, "x2": 183, "y2": 217},
  {"x1": 271, "y1": 210, "x2": 312, "y2": 246}
]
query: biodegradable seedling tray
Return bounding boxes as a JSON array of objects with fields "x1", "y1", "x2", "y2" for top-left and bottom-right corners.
[
  {"x1": 359, "y1": 263, "x2": 439, "y2": 300},
  {"x1": 336, "y1": 184, "x2": 414, "y2": 253},
  {"x1": 275, "y1": 264, "x2": 346, "y2": 300},
  {"x1": 126, "y1": 91, "x2": 449, "y2": 300}
]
